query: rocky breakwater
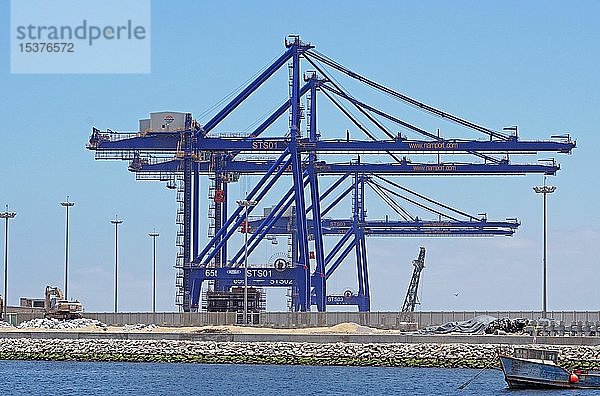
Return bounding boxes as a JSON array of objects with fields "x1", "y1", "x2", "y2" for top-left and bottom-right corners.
[{"x1": 1, "y1": 337, "x2": 600, "y2": 368}]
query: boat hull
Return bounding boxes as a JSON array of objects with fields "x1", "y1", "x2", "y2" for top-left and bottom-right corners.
[{"x1": 500, "y1": 356, "x2": 600, "y2": 389}]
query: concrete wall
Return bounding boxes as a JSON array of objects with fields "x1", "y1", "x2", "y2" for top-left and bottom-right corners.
[{"x1": 11, "y1": 311, "x2": 600, "y2": 329}]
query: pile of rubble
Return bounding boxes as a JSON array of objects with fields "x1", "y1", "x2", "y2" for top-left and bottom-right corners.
[
  {"x1": 485, "y1": 317, "x2": 529, "y2": 334},
  {"x1": 0, "y1": 321, "x2": 14, "y2": 328},
  {"x1": 17, "y1": 318, "x2": 107, "y2": 330},
  {"x1": 123, "y1": 323, "x2": 157, "y2": 331}
]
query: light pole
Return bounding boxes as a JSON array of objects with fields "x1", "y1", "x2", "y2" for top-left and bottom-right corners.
[
  {"x1": 148, "y1": 230, "x2": 159, "y2": 313},
  {"x1": 60, "y1": 196, "x2": 75, "y2": 300},
  {"x1": 533, "y1": 178, "x2": 556, "y2": 319},
  {"x1": 236, "y1": 199, "x2": 257, "y2": 325},
  {"x1": 1, "y1": 206, "x2": 16, "y2": 321},
  {"x1": 111, "y1": 216, "x2": 123, "y2": 313}
]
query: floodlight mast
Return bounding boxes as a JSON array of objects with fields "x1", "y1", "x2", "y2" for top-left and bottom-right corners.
[{"x1": 533, "y1": 178, "x2": 556, "y2": 319}]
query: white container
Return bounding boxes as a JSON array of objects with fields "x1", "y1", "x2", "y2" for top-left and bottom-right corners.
[{"x1": 149, "y1": 111, "x2": 187, "y2": 132}]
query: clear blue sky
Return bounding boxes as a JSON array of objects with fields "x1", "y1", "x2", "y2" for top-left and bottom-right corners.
[{"x1": 0, "y1": 1, "x2": 598, "y2": 312}]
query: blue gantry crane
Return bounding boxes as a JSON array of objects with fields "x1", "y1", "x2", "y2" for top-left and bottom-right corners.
[{"x1": 87, "y1": 36, "x2": 575, "y2": 313}]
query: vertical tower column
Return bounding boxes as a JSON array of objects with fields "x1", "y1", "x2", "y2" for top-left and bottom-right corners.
[
  {"x1": 307, "y1": 76, "x2": 326, "y2": 311},
  {"x1": 193, "y1": 161, "x2": 199, "y2": 261},
  {"x1": 288, "y1": 37, "x2": 310, "y2": 311},
  {"x1": 182, "y1": 114, "x2": 194, "y2": 312},
  {"x1": 358, "y1": 175, "x2": 370, "y2": 311},
  {"x1": 352, "y1": 172, "x2": 370, "y2": 312}
]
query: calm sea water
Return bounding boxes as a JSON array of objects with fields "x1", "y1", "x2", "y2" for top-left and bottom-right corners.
[{"x1": 1, "y1": 361, "x2": 599, "y2": 395}]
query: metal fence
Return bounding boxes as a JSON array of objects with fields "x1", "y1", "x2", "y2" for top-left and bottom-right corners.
[{"x1": 10, "y1": 311, "x2": 600, "y2": 329}]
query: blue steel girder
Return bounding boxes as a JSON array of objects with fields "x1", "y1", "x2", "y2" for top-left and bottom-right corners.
[
  {"x1": 200, "y1": 39, "x2": 313, "y2": 136},
  {"x1": 90, "y1": 133, "x2": 575, "y2": 154},
  {"x1": 193, "y1": 135, "x2": 576, "y2": 153},
  {"x1": 196, "y1": 150, "x2": 292, "y2": 265},
  {"x1": 247, "y1": 219, "x2": 519, "y2": 237},
  {"x1": 227, "y1": 173, "x2": 351, "y2": 269},
  {"x1": 307, "y1": 76, "x2": 327, "y2": 311},
  {"x1": 200, "y1": 47, "x2": 294, "y2": 135},
  {"x1": 132, "y1": 158, "x2": 561, "y2": 176},
  {"x1": 315, "y1": 293, "x2": 362, "y2": 307},
  {"x1": 289, "y1": 38, "x2": 311, "y2": 311},
  {"x1": 326, "y1": 234, "x2": 357, "y2": 280},
  {"x1": 228, "y1": 177, "x2": 308, "y2": 268},
  {"x1": 352, "y1": 173, "x2": 370, "y2": 311},
  {"x1": 189, "y1": 267, "x2": 302, "y2": 310},
  {"x1": 225, "y1": 81, "x2": 314, "y2": 161}
]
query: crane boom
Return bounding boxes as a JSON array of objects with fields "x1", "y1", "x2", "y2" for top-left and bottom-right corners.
[{"x1": 401, "y1": 247, "x2": 426, "y2": 321}]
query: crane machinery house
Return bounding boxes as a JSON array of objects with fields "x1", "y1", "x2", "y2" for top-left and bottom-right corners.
[{"x1": 139, "y1": 112, "x2": 188, "y2": 133}]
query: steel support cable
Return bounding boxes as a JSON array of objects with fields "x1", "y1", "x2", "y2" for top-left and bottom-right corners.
[
  {"x1": 322, "y1": 84, "x2": 501, "y2": 164},
  {"x1": 366, "y1": 180, "x2": 410, "y2": 220},
  {"x1": 373, "y1": 175, "x2": 478, "y2": 220},
  {"x1": 305, "y1": 56, "x2": 396, "y2": 141},
  {"x1": 322, "y1": 83, "x2": 441, "y2": 141},
  {"x1": 321, "y1": 88, "x2": 403, "y2": 164},
  {"x1": 367, "y1": 180, "x2": 461, "y2": 222},
  {"x1": 306, "y1": 50, "x2": 509, "y2": 141},
  {"x1": 373, "y1": 186, "x2": 413, "y2": 221},
  {"x1": 309, "y1": 53, "x2": 502, "y2": 164},
  {"x1": 202, "y1": 47, "x2": 294, "y2": 135},
  {"x1": 243, "y1": 97, "x2": 289, "y2": 133},
  {"x1": 367, "y1": 181, "x2": 414, "y2": 221},
  {"x1": 198, "y1": 50, "x2": 288, "y2": 120}
]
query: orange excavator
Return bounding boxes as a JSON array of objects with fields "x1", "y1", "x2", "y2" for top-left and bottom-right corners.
[{"x1": 44, "y1": 286, "x2": 83, "y2": 320}]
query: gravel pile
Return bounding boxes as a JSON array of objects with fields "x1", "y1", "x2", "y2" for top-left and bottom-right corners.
[{"x1": 17, "y1": 318, "x2": 107, "y2": 330}]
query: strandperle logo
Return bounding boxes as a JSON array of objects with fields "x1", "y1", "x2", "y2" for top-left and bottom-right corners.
[
  {"x1": 10, "y1": 0, "x2": 151, "y2": 74},
  {"x1": 15, "y1": 19, "x2": 147, "y2": 46}
]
